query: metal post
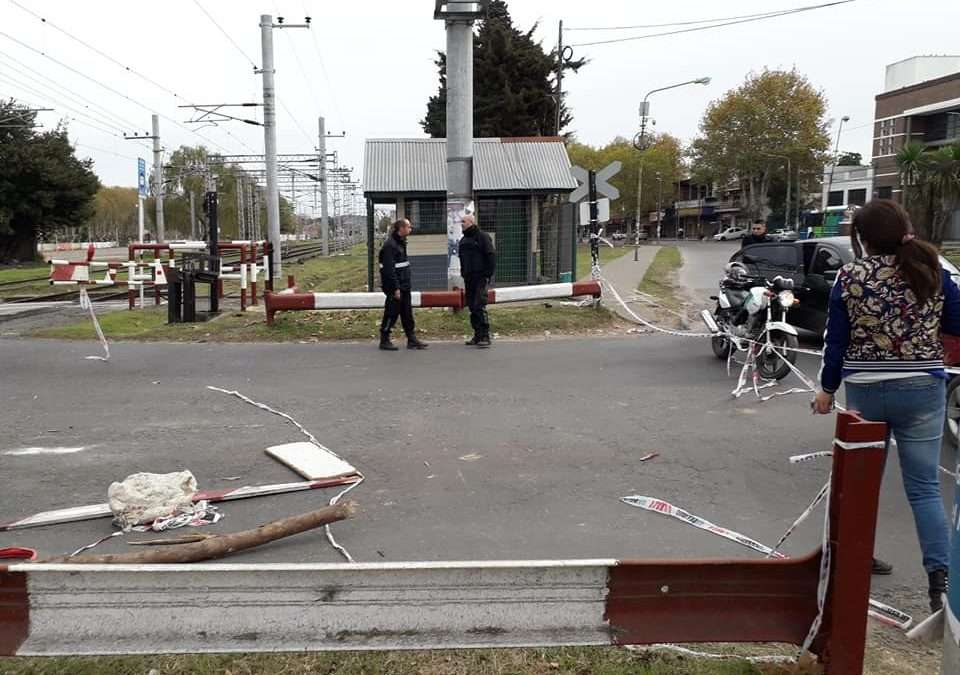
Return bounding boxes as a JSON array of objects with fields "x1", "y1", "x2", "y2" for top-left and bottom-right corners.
[
  {"x1": 189, "y1": 191, "x2": 197, "y2": 240},
  {"x1": 656, "y1": 173, "x2": 663, "y2": 240},
  {"x1": 366, "y1": 197, "x2": 375, "y2": 292},
  {"x1": 555, "y1": 20, "x2": 563, "y2": 136},
  {"x1": 444, "y1": 9, "x2": 475, "y2": 290},
  {"x1": 633, "y1": 107, "x2": 648, "y2": 261},
  {"x1": 137, "y1": 196, "x2": 145, "y2": 243},
  {"x1": 259, "y1": 14, "x2": 281, "y2": 284},
  {"x1": 319, "y1": 116, "x2": 329, "y2": 255},
  {"x1": 785, "y1": 156, "x2": 792, "y2": 231},
  {"x1": 237, "y1": 178, "x2": 245, "y2": 240},
  {"x1": 152, "y1": 114, "x2": 165, "y2": 242}
]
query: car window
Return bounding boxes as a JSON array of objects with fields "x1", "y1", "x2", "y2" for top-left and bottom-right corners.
[
  {"x1": 741, "y1": 244, "x2": 799, "y2": 272},
  {"x1": 810, "y1": 246, "x2": 844, "y2": 275}
]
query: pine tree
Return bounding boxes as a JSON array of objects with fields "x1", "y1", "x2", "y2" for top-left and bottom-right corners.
[
  {"x1": 421, "y1": 1, "x2": 584, "y2": 138},
  {"x1": 0, "y1": 100, "x2": 101, "y2": 262}
]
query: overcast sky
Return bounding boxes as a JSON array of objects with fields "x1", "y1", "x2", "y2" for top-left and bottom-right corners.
[{"x1": 1, "y1": 0, "x2": 957, "y2": 216}]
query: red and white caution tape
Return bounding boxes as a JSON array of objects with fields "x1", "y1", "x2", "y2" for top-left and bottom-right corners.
[
  {"x1": 767, "y1": 480, "x2": 830, "y2": 558},
  {"x1": 626, "y1": 643, "x2": 796, "y2": 664},
  {"x1": 790, "y1": 451, "x2": 834, "y2": 464},
  {"x1": 78, "y1": 288, "x2": 109, "y2": 361},
  {"x1": 207, "y1": 386, "x2": 364, "y2": 562},
  {"x1": 621, "y1": 496, "x2": 787, "y2": 559}
]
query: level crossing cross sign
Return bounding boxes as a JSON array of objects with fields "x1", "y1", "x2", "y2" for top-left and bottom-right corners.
[{"x1": 569, "y1": 160, "x2": 621, "y2": 203}]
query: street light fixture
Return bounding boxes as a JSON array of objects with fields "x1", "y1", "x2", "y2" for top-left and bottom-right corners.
[
  {"x1": 633, "y1": 77, "x2": 710, "y2": 255},
  {"x1": 824, "y1": 115, "x2": 851, "y2": 228}
]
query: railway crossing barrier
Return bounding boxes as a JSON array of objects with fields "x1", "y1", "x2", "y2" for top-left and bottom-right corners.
[
  {"x1": 264, "y1": 280, "x2": 603, "y2": 325},
  {"x1": 0, "y1": 412, "x2": 887, "y2": 673}
]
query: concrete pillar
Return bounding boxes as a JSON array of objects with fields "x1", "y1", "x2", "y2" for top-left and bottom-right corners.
[
  {"x1": 396, "y1": 196, "x2": 406, "y2": 221},
  {"x1": 444, "y1": 12, "x2": 474, "y2": 290}
]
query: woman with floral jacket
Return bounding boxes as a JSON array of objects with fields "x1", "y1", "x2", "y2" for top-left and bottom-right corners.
[{"x1": 815, "y1": 199, "x2": 960, "y2": 612}]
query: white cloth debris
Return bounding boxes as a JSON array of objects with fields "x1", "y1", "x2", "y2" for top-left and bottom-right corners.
[{"x1": 108, "y1": 471, "x2": 198, "y2": 530}]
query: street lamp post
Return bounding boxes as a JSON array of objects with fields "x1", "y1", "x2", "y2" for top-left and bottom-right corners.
[
  {"x1": 655, "y1": 171, "x2": 663, "y2": 240},
  {"x1": 824, "y1": 115, "x2": 850, "y2": 218},
  {"x1": 633, "y1": 76, "x2": 710, "y2": 259}
]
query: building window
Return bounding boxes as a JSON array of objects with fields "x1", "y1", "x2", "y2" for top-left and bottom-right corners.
[
  {"x1": 848, "y1": 189, "x2": 867, "y2": 206},
  {"x1": 877, "y1": 186, "x2": 893, "y2": 200},
  {"x1": 827, "y1": 190, "x2": 844, "y2": 207},
  {"x1": 949, "y1": 113, "x2": 960, "y2": 141}
]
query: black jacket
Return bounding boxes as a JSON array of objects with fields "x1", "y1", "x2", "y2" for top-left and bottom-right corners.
[
  {"x1": 458, "y1": 226, "x2": 496, "y2": 280},
  {"x1": 741, "y1": 234, "x2": 770, "y2": 249},
  {"x1": 379, "y1": 231, "x2": 411, "y2": 293}
]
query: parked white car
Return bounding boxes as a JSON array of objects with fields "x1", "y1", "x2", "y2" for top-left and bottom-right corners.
[{"x1": 714, "y1": 227, "x2": 747, "y2": 241}]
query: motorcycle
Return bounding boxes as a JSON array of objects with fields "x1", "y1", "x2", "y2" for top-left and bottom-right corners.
[{"x1": 700, "y1": 263, "x2": 800, "y2": 381}]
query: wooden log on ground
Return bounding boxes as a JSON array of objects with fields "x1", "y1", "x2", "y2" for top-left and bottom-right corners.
[{"x1": 44, "y1": 502, "x2": 356, "y2": 564}]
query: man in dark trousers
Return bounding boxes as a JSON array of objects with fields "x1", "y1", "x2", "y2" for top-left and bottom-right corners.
[
  {"x1": 458, "y1": 214, "x2": 496, "y2": 347},
  {"x1": 741, "y1": 219, "x2": 770, "y2": 248},
  {"x1": 378, "y1": 218, "x2": 427, "y2": 351}
]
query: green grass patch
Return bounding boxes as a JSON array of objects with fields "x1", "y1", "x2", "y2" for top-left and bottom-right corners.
[
  {"x1": 576, "y1": 243, "x2": 630, "y2": 280},
  {"x1": 283, "y1": 243, "x2": 368, "y2": 292},
  {"x1": 0, "y1": 647, "x2": 777, "y2": 675},
  {"x1": 0, "y1": 263, "x2": 47, "y2": 284},
  {"x1": 637, "y1": 246, "x2": 682, "y2": 309},
  {"x1": 30, "y1": 302, "x2": 617, "y2": 343}
]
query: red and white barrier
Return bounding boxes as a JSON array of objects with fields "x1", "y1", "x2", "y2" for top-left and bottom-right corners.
[
  {"x1": 0, "y1": 413, "x2": 886, "y2": 672},
  {"x1": 264, "y1": 281, "x2": 601, "y2": 325}
]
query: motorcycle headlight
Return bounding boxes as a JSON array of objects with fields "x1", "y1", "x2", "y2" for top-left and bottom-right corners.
[{"x1": 778, "y1": 290, "x2": 795, "y2": 308}]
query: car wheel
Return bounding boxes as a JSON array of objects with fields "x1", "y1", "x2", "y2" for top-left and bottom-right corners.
[{"x1": 945, "y1": 377, "x2": 960, "y2": 451}]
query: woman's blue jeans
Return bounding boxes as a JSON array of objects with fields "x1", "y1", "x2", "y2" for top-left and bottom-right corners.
[{"x1": 846, "y1": 376, "x2": 949, "y2": 573}]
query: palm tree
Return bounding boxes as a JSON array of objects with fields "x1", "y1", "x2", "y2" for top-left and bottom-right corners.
[{"x1": 896, "y1": 141, "x2": 960, "y2": 244}]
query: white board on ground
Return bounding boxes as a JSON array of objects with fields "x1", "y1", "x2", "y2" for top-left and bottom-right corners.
[{"x1": 265, "y1": 441, "x2": 357, "y2": 480}]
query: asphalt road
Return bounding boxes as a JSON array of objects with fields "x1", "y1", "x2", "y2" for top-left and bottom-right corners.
[
  {"x1": 677, "y1": 240, "x2": 741, "y2": 308},
  {"x1": 0, "y1": 335, "x2": 948, "y2": 618}
]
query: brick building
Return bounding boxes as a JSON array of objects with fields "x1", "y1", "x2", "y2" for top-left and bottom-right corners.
[{"x1": 872, "y1": 56, "x2": 960, "y2": 204}]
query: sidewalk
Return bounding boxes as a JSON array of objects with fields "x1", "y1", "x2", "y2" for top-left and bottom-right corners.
[{"x1": 582, "y1": 245, "x2": 660, "y2": 320}]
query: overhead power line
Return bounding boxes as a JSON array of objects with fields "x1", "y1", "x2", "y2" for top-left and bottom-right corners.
[
  {"x1": 3, "y1": 3, "x2": 260, "y2": 155},
  {"x1": 191, "y1": 0, "x2": 259, "y2": 70},
  {"x1": 0, "y1": 49, "x2": 144, "y2": 132},
  {"x1": 565, "y1": 6, "x2": 833, "y2": 31},
  {"x1": 568, "y1": 0, "x2": 855, "y2": 47}
]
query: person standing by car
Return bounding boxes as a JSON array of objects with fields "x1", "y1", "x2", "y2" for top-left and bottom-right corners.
[
  {"x1": 741, "y1": 220, "x2": 770, "y2": 248},
  {"x1": 814, "y1": 199, "x2": 960, "y2": 612},
  {"x1": 378, "y1": 218, "x2": 428, "y2": 351},
  {"x1": 458, "y1": 214, "x2": 496, "y2": 347}
]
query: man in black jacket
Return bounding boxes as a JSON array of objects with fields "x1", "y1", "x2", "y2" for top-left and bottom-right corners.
[
  {"x1": 378, "y1": 218, "x2": 427, "y2": 351},
  {"x1": 458, "y1": 214, "x2": 496, "y2": 347},
  {"x1": 741, "y1": 220, "x2": 770, "y2": 248}
]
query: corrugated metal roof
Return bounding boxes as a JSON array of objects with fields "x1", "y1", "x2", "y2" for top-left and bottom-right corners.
[{"x1": 363, "y1": 138, "x2": 577, "y2": 194}]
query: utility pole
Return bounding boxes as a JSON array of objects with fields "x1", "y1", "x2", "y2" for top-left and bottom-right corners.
[
  {"x1": 152, "y1": 115, "x2": 165, "y2": 242},
  {"x1": 237, "y1": 177, "x2": 246, "y2": 240},
  {"x1": 258, "y1": 13, "x2": 310, "y2": 284},
  {"x1": 436, "y1": 1, "x2": 486, "y2": 290},
  {"x1": 319, "y1": 116, "x2": 328, "y2": 254}
]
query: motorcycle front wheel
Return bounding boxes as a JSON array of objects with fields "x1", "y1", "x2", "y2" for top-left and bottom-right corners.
[
  {"x1": 757, "y1": 332, "x2": 799, "y2": 381},
  {"x1": 711, "y1": 335, "x2": 732, "y2": 359}
]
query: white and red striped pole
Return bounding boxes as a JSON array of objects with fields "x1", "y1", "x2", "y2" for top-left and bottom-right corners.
[{"x1": 264, "y1": 281, "x2": 601, "y2": 326}]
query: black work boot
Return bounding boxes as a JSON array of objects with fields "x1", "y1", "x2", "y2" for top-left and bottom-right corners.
[
  {"x1": 465, "y1": 335, "x2": 481, "y2": 346},
  {"x1": 872, "y1": 557, "x2": 893, "y2": 575},
  {"x1": 929, "y1": 568, "x2": 948, "y2": 613},
  {"x1": 475, "y1": 335, "x2": 491, "y2": 348},
  {"x1": 379, "y1": 333, "x2": 398, "y2": 351},
  {"x1": 407, "y1": 335, "x2": 428, "y2": 350}
]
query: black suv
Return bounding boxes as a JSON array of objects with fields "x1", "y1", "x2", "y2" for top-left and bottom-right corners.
[{"x1": 730, "y1": 237, "x2": 960, "y2": 336}]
